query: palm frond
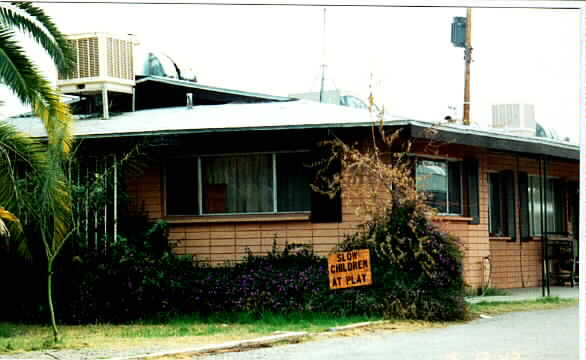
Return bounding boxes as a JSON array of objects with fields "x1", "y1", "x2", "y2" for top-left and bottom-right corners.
[
  {"x1": 0, "y1": 122, "x2": 45, "y2": 251},
  {"x1": 0, "y1": 27, "x2": 73, "y2": 152},
  {"x1": 0, "y1": 207, "x2": 21, "y2": 237},
  {"x1": 0, "y1": 27, "x2": 53, "y2": 107},
  {"x1": 1, "y1": 3, "x2": 74, "y2": 73},
  {"x1": 33, "y1": 87, "x2": 74, "y2": 153},
  {"x1": 0, "y1": 121, "x2": 46, "y2": 211}
]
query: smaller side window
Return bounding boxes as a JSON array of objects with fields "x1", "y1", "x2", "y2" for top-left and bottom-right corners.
[{"x1": 416, "y1": 158, "x2": 462, "y2": 215}]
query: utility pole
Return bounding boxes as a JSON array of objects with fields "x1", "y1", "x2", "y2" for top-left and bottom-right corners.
[{"x1": 463, "y1": 8, "x2": 473, "y2": 125}]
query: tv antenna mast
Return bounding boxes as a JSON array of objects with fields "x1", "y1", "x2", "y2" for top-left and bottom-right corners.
[{"x1": 319, "y1": 7, "x2": 327, "y2": 103}]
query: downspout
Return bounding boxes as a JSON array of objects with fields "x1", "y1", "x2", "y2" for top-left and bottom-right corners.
[
  {"x1": 113, "y1": 153, "x2": 118, "y2": 243},
  {"x1": 539, "y1": 156, "x2": 550, "y2": 297},
  {"x1": 541, "y1": 156, "x2": 550, "y2": 296},
  {"x1": 516, "y1": 155, "x2": 525, "y2": 288},
  {"x1": 539, "y1": 157, "x2": 546, "y2": 297}
]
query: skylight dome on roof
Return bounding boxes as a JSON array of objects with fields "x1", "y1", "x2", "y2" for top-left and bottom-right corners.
[{"x1": 134, "y1": 45, "x2": 196, "y2": 81}]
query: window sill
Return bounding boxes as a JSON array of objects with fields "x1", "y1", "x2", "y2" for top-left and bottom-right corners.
[
  {"x1": 164, "y1": 213, "x2": 310, "y2": 224},
  {"x1": 431, "y1": 215, "x2": 473, "y2": 222},
  {"x1": 489, "y1": 236, "x2": 513, "y2": 241}
]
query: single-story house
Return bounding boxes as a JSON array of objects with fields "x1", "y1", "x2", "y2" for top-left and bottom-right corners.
[{"x1": 6, "y1": 76, "x2": 579, "y2": 291}]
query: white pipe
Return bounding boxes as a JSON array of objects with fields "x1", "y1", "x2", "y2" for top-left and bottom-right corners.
[
  {"x1": 113, "y1": 154, "x2": 118, "y2": 243},
  {"x1": 102, "y1": 86, "x2": 109, "y2": 120}
]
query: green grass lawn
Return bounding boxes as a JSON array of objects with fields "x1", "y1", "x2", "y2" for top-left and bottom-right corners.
[
  {"x1": 0, "y1": 298, "x2": 578, "y2": 354},
  {"x1": 468, "y1": 296, "x2": 578, "y2": 317},
  {"x1": 0, "y1": 313, "x2": 382, "y2": 353}
]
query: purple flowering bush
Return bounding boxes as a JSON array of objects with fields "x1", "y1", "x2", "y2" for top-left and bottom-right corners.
[
  {"x1": 185, "y1": 244, "x2": 330, "y2": 316},
  {"x1": 1, "y1": 204, "x2": 466, "y2": 324}
]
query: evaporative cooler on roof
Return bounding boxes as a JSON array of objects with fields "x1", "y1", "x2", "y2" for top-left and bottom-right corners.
[{"x1": 57, "y1": 33, "x2": 136, "y2": 96}]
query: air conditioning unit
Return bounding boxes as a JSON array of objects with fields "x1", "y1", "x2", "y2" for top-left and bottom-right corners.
[
  {"x1": 57, "y1": 32, "x2": 136, "y2": 95},
  {"x1": 491, "y1": 104, "x2": 536, "y2": 137}
]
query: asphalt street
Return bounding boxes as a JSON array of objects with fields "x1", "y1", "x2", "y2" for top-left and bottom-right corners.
[{"x1": 204, "y1": 305, "x2": 578, "y2": 360}]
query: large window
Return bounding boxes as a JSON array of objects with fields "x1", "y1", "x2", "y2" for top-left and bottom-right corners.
[
  {"x1": 165, "y1": 152, "x2": 311, "y2": 216},
  {"x1": 488, "y1": 172, "x2": 566, "y2": 240},
  {"x1": 415, "y1": 158, "x2": 462, "y2": 215},
  {"x1": 528, "y1": 176, "x2": 564, "y2": 235}
]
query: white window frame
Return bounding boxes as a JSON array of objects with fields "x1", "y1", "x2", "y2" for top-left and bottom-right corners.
[{"x1": 164, "y1": 150, "x2": 311, "y2": 216}]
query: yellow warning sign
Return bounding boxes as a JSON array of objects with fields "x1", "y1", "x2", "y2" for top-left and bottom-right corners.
[{"x1": 327, "y1": 249, "x2": 372, "y2": 290}]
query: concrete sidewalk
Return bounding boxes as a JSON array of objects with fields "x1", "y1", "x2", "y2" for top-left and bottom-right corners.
[{"x1": 466, "y1": 286, "x2": 579, "y2": 304}]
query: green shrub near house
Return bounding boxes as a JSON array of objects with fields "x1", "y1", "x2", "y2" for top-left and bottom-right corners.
[
  {"x1": 332, "y1": 201, "x2": 467, "y2": 321},
  {"x1": 0, "y1": 203, "x2": 466, "y2": 324}
]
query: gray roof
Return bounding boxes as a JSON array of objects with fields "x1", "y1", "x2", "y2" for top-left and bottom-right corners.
[
  {"x1": 3, "y1": 99, "x2": 578, "y2": 159},
  {"x1": 4, "y1": 100, "x2": 386, "y2": 138}
]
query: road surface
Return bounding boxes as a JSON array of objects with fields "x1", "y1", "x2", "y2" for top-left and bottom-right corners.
[{"x1": 204, "y1": 305, "x2": 578, "y2": 360}]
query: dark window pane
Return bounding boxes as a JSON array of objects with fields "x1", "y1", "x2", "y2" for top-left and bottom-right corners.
[
  {"x1": 448, "y1": 162, "x2": 461, "y2": 214},
  {"x1": 202, "y1": 154, "x2": 273, "y2": 214},
  {"x1": 463, "y1": 158, "x2": 480, "y2": 224},
  {"x1": 501, "y1": 170, "x2": 516, "y2": 240},
  {"x1": 416, "y1": 159, "x2": 447, "y2": 213},
  {"x1": 550, "y1": 179, "x2": 564, "y2": 233},
  {"x1": 518, "y1": 172, "x2": 530, "y2": 241},
  {"x1": 489, "y1": 173, "x2": 502, "y2": 235},
  {"x1": 166, "y1": 158, "x2": 198, "y2": 215},
  {"x1": 277, "y1": 153, "x2": 311, "y2": 212},
  {"x1": 528, "y1": 176, "x2": 566, "y2": 236},
  {"x1": 529, "y1": 176, "x2": 543, "y2": 235}
]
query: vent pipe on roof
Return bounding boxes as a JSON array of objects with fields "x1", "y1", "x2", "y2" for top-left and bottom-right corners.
[
  {"x1": 102, "y1": 86, "x2": 109, "y2": 120},
  {"x1": 186, "y1": 93, "x2": 193, "y2": 109}
]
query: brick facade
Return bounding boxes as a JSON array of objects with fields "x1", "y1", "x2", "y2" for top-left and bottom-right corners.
[{"x1": 126, "y1": 143, "x2": 578, "y2": 289}]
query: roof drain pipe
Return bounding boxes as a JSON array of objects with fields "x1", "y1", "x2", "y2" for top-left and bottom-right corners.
[{"x1": 186, "y1": 93, "x2": 194, "y2": 109}]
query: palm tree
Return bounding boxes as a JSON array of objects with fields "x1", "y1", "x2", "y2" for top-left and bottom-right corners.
[
  {"x1": 0, "y1": 2, "x2": 75, "y2": 342},
  {"x1": 0, "y1": 2, "x2": 74, "y2": 147}
]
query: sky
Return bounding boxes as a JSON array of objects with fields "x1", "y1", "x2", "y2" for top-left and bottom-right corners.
[{"x1": 0, "y1": 1, "x2": 582, "y2": 142}]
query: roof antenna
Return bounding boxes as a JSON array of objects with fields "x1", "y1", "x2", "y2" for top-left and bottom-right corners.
[{"x1": 319, "y1": 7, "x2": 327, "y2": 103}]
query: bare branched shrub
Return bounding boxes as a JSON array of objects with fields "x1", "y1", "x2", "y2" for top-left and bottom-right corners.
[
  {"x1": 311, "y1": 117, "x2": 435, "y2": 224},
  {"x1": 309, "y1": 106, "x2": 467, "y2": 321}
]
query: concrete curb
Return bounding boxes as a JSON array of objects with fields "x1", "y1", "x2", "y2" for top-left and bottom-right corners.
[
  {"x1": 106, "y1": 331, "x2": 308, "y2": 360},
  {"x1": 465, "y1": 295, "x2": 579, "y2": 304},
  {"x1": 327, "y1": 321, "x2": 386, "y2": 332}
]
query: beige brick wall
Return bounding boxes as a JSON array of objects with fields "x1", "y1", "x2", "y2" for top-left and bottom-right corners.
[
  {"x1": 489, "y1": 238, "x2": 542, "y2": 288},
  {"x1": 126, "y1": 145, "x2": 578, "y2": 289}
]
